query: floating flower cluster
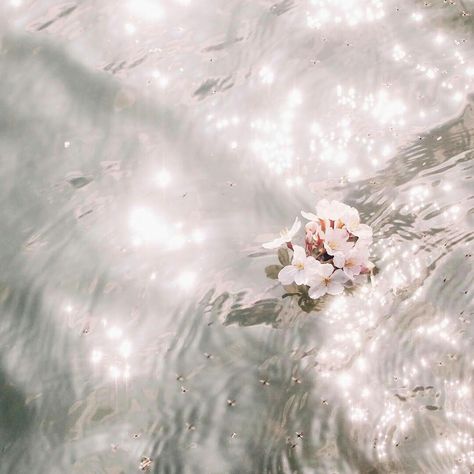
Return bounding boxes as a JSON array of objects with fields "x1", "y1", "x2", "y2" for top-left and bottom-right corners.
[{"x1": 263, "y1": 200, "x2": 374, "y2": 303}]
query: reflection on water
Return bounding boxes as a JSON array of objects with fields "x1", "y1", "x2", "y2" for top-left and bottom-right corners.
[{"x1": 0, "y1": 0, "x2": 473, "y2": 472}]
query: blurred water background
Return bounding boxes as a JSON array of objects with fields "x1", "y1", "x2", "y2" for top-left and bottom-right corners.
[{"x1": 1, "y1": 0, "x2": 474, "y2": 472}]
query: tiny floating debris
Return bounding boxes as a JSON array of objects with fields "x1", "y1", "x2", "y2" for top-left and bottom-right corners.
[
  {"x1": 66, "y1": 172, "x2": 93, "y2": 189},
  {"x1": 139, "y1": 457, "x2": 152, "y2": 471}
]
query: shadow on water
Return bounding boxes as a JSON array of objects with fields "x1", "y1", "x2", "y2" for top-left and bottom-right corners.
[
  {"x1": 0, "y1": 365, "x2": 34, "y2": 448},
  {"x1": 0, "y1": 281, "x2": 84, "y2": 473},
  {"x1": 342, "y1": 97, "x2": 474, "y2": 227},
  {"x1": 142, "y1": 285, "x2": 384, "y2": 473},
  {"x1": 224, "y1": 296, "x2": 284, "y2": 327}
]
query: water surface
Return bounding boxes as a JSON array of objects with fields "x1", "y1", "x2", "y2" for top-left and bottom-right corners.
[{"x1": 1, "y1": 1, "x2": 474, "y2": 473}]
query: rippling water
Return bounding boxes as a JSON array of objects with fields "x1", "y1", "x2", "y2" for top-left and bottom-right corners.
[{"x1": 1, "y1": 1, "x2": 474, "y2": 473}]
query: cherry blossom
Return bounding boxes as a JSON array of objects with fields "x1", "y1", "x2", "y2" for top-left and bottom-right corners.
[
  {"x1": 301, "y1": 200, "x2": 347, "y2": 223},
  {"x1": 323, "y1": 228, "x2": 353, "y2": 256},
  {"x1": 333, "y1": 244, "x2": 369, "y2": 279},
  {"x1": 278, "y1": 245, "x2": 321, "y2": 285},
  {"x1": 262, "y1": 217, "x2": 301, "y2": 249},
  {"x1": 316, "y1": 199, "x2": 351, "y2": 221},
  {"x1": 341, "y1": 207, "x2": 373, "y2": 241},
  {"x1": 307, "y1": 265, "x2": 349, "y2": 299},
  {"x1": 263, "y1": 199, "x2": 374, "y2": 303}
]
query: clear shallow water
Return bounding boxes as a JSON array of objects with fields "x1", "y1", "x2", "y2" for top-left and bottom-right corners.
[{"x1": 0, "y1": 1, "x2": 474, "y2": 473}]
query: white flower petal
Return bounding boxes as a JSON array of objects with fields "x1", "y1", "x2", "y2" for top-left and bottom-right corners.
[
  {"x1": 292, "y1": 245, "x2": 306, "y2": 263},
  {"x1": 319, "y1": 263, "x2": 334, "y2": 278},
  {"x1": 352, "y1": 273, "x2": 368, "y2": 284},
  {"x1": 308, "y1": 283, "x2": 327, "y2": 299},
  {"x1": 262, "y1": 237, "x2": 285, "y2": 249},
  {"x1": 288, "y1": 217, "x2": 301, "y2": 237},
  {"x1": 344, "y1": 266, "x2": 359, "y2": 279},
  {"x1": 305, "y1": 257, "x2": 321, "y2": 272},
  {"x1": 333, "y1": 252, "x2": 345, "y2": 268},
  {"x1": 316, "y1": 199, "x2": 331, "y2": 220},
  {"x1": 326, "y1": 281, "x2": 345, "y2": 295},
  {"x1": 263, "y1": 217, "x2": 302, "y2": 249},
  {"x1": 354, "y1": 223, "x2": 373, "y2": 240},
  {"x1": 353, "y1": 241, "x2": 369, "y2": 255},
  {"x1": 301, "y1": 210, "x2": 319, "y2": 221},
  {"x1": 331, "y1": 269, "x2": 349, "y2": 284},
  {"x1": 294, "y1": 269, "x2": 306, "y2": 286},
  {"x1": 343, "y1": 268, "x2": 354, "y2": 279},
  {"x1": 342, "y1": 207, "x2": 360, "y2": 230},
  {"x1": 278, "y1": 265, "x2": 298, "y2": 285},
  {"x1": 304, "y1": 268, "x2": 320, "y2": 283},
  {"x1": 307, "y1": 272, "x2": 324, "y2": 286},
  {"x1": 352, "y1": 264, "x2": 363, "y2": 277}
]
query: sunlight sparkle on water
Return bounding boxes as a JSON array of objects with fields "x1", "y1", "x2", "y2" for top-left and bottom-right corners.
[
  {"x1": 127, "y1": 0, "x2": 164, "y2": 21},
  {"x1": 156, "y1": 169, "x2": 171, "y2": 187},
  {"x1": 129, "y1": 207, "x2": 167, "y2": 244},
  {"x1": 91, "y1": 350, "x2": 103, "y2": 364},
  {"x1": 107, "y1": 326, "x2": 123, "y2": 340},
  {"x1": 306, "y1": 0, "x2": 384, "y2": 28},
  {"x1": 178, "y1": 271, "x2": 196, "y2": 289},
  {"x1": 119, "y1": 341, "x2": 132, "y2": 359}
]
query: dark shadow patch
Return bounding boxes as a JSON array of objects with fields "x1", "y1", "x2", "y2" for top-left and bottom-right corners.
[
  {"x1": 36, "y1": 5, "x2": 77, "y2": 31},
  {"x1": 0, "y1": 367, "x2": 34, "y2": 446},
  {"x1": 193, "y1": 76, "x2": 234, "y2": 100},
  {"x1": 203, "y1": 37, "x2": 244, "y2": 52}
]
